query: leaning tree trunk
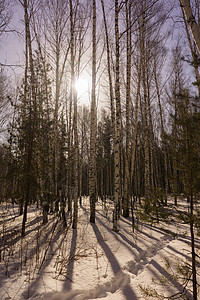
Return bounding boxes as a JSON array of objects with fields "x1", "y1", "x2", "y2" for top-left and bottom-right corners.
[
  {"x1": 181, "y1": 4, "x2": 200, "y2": 96},
  {"x1": 179, "y1": 0, "x2": 200, "y2": 55}
]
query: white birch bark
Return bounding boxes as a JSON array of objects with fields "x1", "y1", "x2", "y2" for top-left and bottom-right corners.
[
  {"x1": 100, "y1": 0, "x2": 115, "y2": 141},
  {"x1": 180, "y1": 3, "x2": 200, "y2": 96},
  {"x1": 70, "y1": 0, "x2": 78, "y2": 229},
  {"x1": 141, "y1": 0, "x2": 151, "y2": 210},
  {"x1": 123, "y1": 0, "x2": 131, "y2": 218},
  {"x1": 180, "y1": 0, "x2": 200, "y2": 55},
  {"x1": 113, "y1": 0, "x2": 121, "y2": 232},
  {"x1": 89, "y1": 0, "x2": 97, "y2": 223}
]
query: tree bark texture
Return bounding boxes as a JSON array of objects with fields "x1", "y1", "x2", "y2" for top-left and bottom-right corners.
[
  {"x1": 89, "y1": 0, "x2": 97, "y2": 223},
  {"x1": 113, "y1": 0, "x2": 121, "y2": 232},
  {"x1": 70, "y1": 0, "x2": 79, "y2": 229},
  {"x1": 180, "y1": 0, "x2": 200, "y2": 55},
  {"x1": 123, "y1": 0, "x2": 131, "y2": 218}
]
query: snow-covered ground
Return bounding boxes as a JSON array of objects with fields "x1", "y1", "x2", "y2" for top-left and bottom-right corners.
[{"x1": 0, "y1": 197, "x2": 199, "y2": 299}]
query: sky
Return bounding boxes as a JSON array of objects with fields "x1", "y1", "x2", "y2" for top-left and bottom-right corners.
[
  {"x1": 0, "y1": 2, "x2": 24, "y2": 75},
  {"x1": 0, "y1": 0, "x2": 198, "y2": 128}
]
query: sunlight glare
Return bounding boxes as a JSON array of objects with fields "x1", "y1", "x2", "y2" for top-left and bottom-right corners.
[
  {"x1": 75, "y1": 77, "x2": 89, "y2": 96},
  {"x1": 75, "y1": 76, "x2": 91, "y2": 106}
]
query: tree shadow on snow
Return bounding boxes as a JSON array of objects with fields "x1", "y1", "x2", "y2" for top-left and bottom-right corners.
[
  {"x1": 96, "y1": 215, "x2": 143, "y2": 255},
  {"x1": 91, "y1": 223, "x2": 138, "y2": 300},
  {"x1": 62, "y1": 228, "x2": 77, "y2": 291},
  {"x1": 22, "y1": 221, "x2": 71, "y2": 299},
  {"x1": 150, "y1": 259, "x2": 193, "y2": 299}
]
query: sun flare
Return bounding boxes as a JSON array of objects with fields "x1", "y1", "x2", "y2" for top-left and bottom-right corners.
[{"x1": 75, "y1": 77, "x2": 89, "y2": 96}]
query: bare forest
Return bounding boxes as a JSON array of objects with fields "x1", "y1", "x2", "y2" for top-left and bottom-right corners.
[{"x1": 0, "y1": 0, "x2": 200, "y2": 299}]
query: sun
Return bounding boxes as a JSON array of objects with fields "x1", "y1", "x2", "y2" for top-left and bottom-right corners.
[
  {"x1": 75, "y1": 77, "x2": 89, "y2": 96},
  {"x1": 75, "y1": 76, "x2": 91, "y2": 105}
]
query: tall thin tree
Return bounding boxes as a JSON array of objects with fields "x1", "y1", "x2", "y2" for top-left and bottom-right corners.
[
  {"x1": 89, "y1": 0, "x2": 97, "y2": 223},
  {"x1": 180, "y1": 0, "x2": 200, "y2": 55},
  {"x1": 113, "y1": 0, "x2": 121, "y2": 232}
]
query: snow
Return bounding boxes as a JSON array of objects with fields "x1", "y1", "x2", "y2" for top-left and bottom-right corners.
[{"x1": 0, "y1": 197, "x2": 199, "y2": 300}]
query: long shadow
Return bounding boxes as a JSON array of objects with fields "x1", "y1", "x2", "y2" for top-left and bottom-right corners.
[
  {"x1": 92, "y1": 223, "x2": 121, "y2": 274},
  {"x1": 142, "y1": 222, "x2": 172, "y2": 236},
  {"x1": 97, "y1": 210, "x2": 162, "y2": 249},
  {"x1": 135, "y1": 227, "x2": 160, "y2": 242},
  {"x1": 166, "y1": 244, "x2": 193, "y2": 263},
  {"x1": 26, "y1": 215, "x2": 43, "y2": 228},
  {"x1": 90, "y1": 208, "x2": 155, "y2": 255},
  {"x1": 96, "y1": 210, "x2": 113, "y2": 220},
  {"x1": 150, "y1": 259, "x2": 193, "y2": 299},
  {"x1": 91, "y1": 223, "x2": 138, "y2": 300},
  {"x1": 143, "y1": 221, "x2": 200, "y2": 244},
  {"x1": 117, "y1": 231, "x2": 144, "y2": 253},
  {"x1": 27, "y1": 218, "x2": 59, "y2": 261},
  {"x1": 133, "y1": 254, "x2": 193, "y2": 299},
  {"x1": 0, "y1": 215, "x2": 19, "y2": 225},
  {"x1": 96, "y1": 215, "x2": 143, "y2": 255},
  {"x1": 122, "y1": 285, "x2": 138, "y2": 300},
  {"x1": 2, "y1": 216, "x2": 41, "y2": 235},
  {"x1": 97, "y1": 210, "x2": 162, "y2": 244},
  {"x1": 120, "y1": 220, "x2": 161, "y2": 245},
  {"x1": 119, "y1": 216, "x2": 132, "y2": 226},
  {"x1": 0, "y1": 216, "x2": 61, "y2": 290},
  {"x1": 0, "y1": 215, "x2": 43, "y2": 251},
  {"x1": 62, "y1": 229, "x2": 77, "y2": 292},
  {"x1": 22, "y1": 221, "x2": 71, "y2": 299}
]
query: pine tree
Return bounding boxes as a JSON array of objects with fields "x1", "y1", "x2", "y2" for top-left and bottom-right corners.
[{"x1": 171, "y1": 90, "x2": 199, "y2": 300}]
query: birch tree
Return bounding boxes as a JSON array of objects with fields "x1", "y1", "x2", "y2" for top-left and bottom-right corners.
[
  {"x1": 123, "y1": 0, "x2": 132, "y2": 218},
  {"x1": 70, "y1": 0, "x2": 79, "y2": 229},
  {"x1": 180, "y1": 1, "x2": 200, "y2": 96},
  {"x1": 113, "y1": 0, "x2": 121, "y2": 232},
  {"x1": 89, "y1": 0, "x2": 97, "y2": 223},
  {"x1": 179, "y1": 0, "x2": 200, "y2": 55},
  {"x1": 100, "y1": 0, "x2": 115, "y2": 138},
  {"x1": 140, "y1": 0, "x2": 151, "y2": 211},
  {"x1": 0, "y1": 70, "x2": 11, "y2": 139}
]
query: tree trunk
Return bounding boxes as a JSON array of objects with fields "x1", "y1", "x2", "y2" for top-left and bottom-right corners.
[
  {"x1": 180, "y1": 0, "x2": 200, "y2": 55},
  {"x1": 190, "y1": 192, "x2": 197, "y2": 300},
  {"x1": 89, "y1": 0, "x2": 97, "y2": 224},
  {"x1": 100, "y1": 0, "x2": 115, "y2": 138},
  {"x1": 153, "y1": 60, "x2": 168, "y2": 204},
  {"x1": 181, "y1": 3, "x2": 200, "y2": 96},
  {"x1": 69, "y1": 0, "x2": 79, "y2": 230},
  {"x1": 113, "y1": 0, "x2": 121, "y2": 232},
  {"x1": 21, "y1": 0, "x2": 36, "y2": 237},
  {"x1": 141, "y1": 1, "x2": 151, "y2": 210},
  {"x1": 123, "y1": 0, "x2": 131, "y2": 218}
]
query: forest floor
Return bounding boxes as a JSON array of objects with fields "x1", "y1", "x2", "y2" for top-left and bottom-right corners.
[{"x1": 0, "y1": 197, "x2": 200, "y2": 300}]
